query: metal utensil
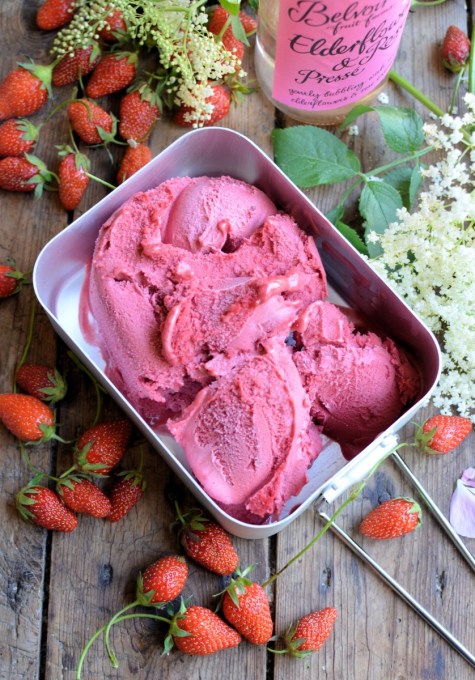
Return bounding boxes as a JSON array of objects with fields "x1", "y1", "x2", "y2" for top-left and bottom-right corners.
[{"x1": 318, "y1": 510, "x2": 475, "y2": 668}]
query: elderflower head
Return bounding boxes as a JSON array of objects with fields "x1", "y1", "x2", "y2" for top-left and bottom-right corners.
[{"x1": 370, "y1": 94, "x2": 475, "y2": 421}]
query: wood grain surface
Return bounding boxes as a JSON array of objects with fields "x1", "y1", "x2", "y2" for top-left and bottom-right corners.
[{"x1": 0, "y1": 2, "x2": 474, "y2": 679}]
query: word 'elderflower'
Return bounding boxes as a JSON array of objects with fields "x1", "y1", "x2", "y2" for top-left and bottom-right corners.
[{"x1": 369, "y1": 93, "x2": 475, "y2": 421}]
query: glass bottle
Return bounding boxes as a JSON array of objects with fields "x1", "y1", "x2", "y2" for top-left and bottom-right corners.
[{"x1": 254, "y1": 0, "x2": 412, "y2": 126}]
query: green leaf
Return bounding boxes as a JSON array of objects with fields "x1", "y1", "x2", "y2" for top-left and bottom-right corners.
[
  {"x1": 409, "y1": 164, "x2": 424, "y2": 207},
  {"x1": 272, "y1": 126, "x2": 360, "y2": 187},
  {"x1": 340, "y1": 105, "x2": 424, "y2": 154},
  {"x1": 335, "y1": 221, "x2": 368, "y2": 255},
  {"x1": 383, "y1": 166, "x2": 413, "y2": 210},
  {"x1": 339, "y1": 104, "x2": 374, "y2": 130},
  {"x1": 230, "y1": 14, "x2": 249, "y2": 46},
  {"x1": 218, "y1": 0, "x2": 240, "y2": 15},
  {"x1": 248, "y1": 0, "x2": 258, "y2": 11},
  {"x1": 373, "y1": 106, "x2": 424, "y2": 153},
  {"x1": 359, "y1": 179, "x2": 403, "y2": 257},
  {"x1": 326, "y1": 203, "x2": 345, "y2": 225}
]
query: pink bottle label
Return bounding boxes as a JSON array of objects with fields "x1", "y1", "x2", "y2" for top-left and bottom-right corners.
[{"x1": 272, "y1": 0, "x2": 411, "y2": 111}]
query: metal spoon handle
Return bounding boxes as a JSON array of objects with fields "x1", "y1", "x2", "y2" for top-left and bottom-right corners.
[
  {"x1": 391, "y1": 452, "x2": 475, "y2": 572},
  {"x1": 318, "y1": 511, "x2": 475, "y2": 668}
]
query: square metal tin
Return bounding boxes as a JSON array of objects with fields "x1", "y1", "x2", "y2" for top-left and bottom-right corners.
[{"x1": 33, "y1": 128, "x2": 441, "y2": 538}]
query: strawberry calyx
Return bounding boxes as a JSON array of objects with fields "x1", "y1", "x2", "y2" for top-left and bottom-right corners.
[
  {"x1": 15, "y1": 474, "x2": 49, "y2": 522},
  {"x1": 415, "y1": 421, "x2": 440, "y2": 454},
  {"x1": 56, "y1": 143, "x2": 91, "y2": 173},
  {"x1": 162, "y1": 599, "x2": 193, "y2": 655},
  {"x1": 16, "y1": 364, "x2": 68, "y2": 403},
  {"x1": 18, "y1": 58, "x2": 59, "y2": 98},
  {"x1": 1, "y1": 257, "x2": 31, "y2": 294},
  {"x1": 74, "y1": 440, "x2": 109, "y2": 476},
  {"x1": 218, "y1": 564, "x2": 255, "y2": 607},
  {"x1": 23, "y1": 153, "x2": 58, "y2": 198},
  {"x1": 116, "y1": 466, "x2": 146, "y2": 491}
]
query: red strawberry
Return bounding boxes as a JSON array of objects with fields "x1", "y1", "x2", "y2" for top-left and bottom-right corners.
[
  {"x1": 15, "y1": 363, "x2": 67, "y2": 402},
  {"x1": 0, "y1": 63, "x2": 53, "y2": 121},
  {"x1": 441, "y1": 25, "x2": 471, "y2": 73},
  {"x1": 0, "y1": 154, "x2": 54, "y2": 197},
  {"x1": 16, "y1": 480, "x2": 78, "y2": 531},
  {"x1": 85, "y1": 51, "x2": 138, "y2": 99},
  {"x1": 137, "y1": 555, "x2": 188, "y2": 605},
  {"x1": 208, "y1": 7, "x2": 246, "y2": 62},
  {"x1": 57, "y1": 148, "x2": 90, "y2": 211},
  {"x1": 74, "y1": 419, "x2": 133, "y2": 475},
  {"x1": 174, "y1": 83, "x2": 230, "y2": 127},
  {"x1": 98, "y1": 8, "x2": 127, "y2": 42},
  {"x1": 222, "y1": 567, "x2": 273, "y2": 645},
  {"x1": 175, "y1": 508, "x2": 239, "y2": 575},
  {"x1": 169, "y1": 604, "x2": 241, "y2": 655},
  {"x1": 116, "y1": 143, "x2": 151, "y2": 184},
  {"x1": 0, "y1": 260, "x2": 29, "y2": 298},
  {"x1": 416, "y1": 414, "x2": 472, "y2": 454},
  {"x1": 284, "y1": 607, "x2": 337, "y2": 656},
  {"x1": 67, "y1": 99, "x2": 114, "y2": 145},
  {"x1": 0, "y1": 393, "x2": 59, "y2": 443},
  {"x1": 118, "y1": 87, "x2": 160, "y2": 142},
  {"x1": 56, "y1": 475, "x2": 112, "y2": 518},
  {"x1": 359, "y1": 497, "x2": 422, "y2": 540},
  {"x1": 52, "y1": 44, "x2": 101, "y2": 87},
  {"x1": 107, "y1": 468, "x2": 146, "y2": 522},
  {"x1": 0, "y1": 119, "x2": 41, "y2": 157},
  {"x1": 36, "y1": 0, "x2": 76, "y2": 31}
]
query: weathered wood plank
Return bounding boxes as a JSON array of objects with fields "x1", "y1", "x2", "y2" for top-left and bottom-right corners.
[{"x1": 274, "y1": 2, "x2": 475, "y2": 678}]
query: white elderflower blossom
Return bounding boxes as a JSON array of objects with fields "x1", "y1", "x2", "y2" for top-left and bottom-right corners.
[{"x1": 370, "y1": 101, "x2": 475, "y2": 419}]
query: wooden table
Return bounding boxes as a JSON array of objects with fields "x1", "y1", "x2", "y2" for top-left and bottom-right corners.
[{"x1": 1, "y1": 2, "x2": 474, "y2": 678}]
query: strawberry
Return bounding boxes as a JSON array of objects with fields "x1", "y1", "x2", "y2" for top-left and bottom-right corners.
[
  {"x1": 98, "y1": 8, "x2": 127, "y2": 42},
  {"x1": 74, "y1": 419, "x2": 133, "y2": 475},
  {"x1": 85, "y1": 51, "x2": 138, "y2": 99},
  {"x1": 359, "y1": 497, "x2": 422, "y2": 540},
  {"x1": 208, "y1": 7, "x2": 246, "y2": 62},
  {"x1": 57, "y1": 147, "x2": 90, "y2": 211},
  {"x1": 36, "y1": 0, "x2": 76, "y2": 31},
  {"x1": 67, "y1": 99, "x2": 114, "y2": 145},
  {"x1": 0, "y1": 393, "x2": 59, "y2": 443},
  {"x1": 116, "y1": 143, "x2": 151, "y2": 184},
  {"x1": 107, "y1": 468, "x2": 146, "y2": 522},
  {"x1": 0, "y1": 119, "x2": 41, "y2": 157},
  {"x1": 52, "y1": 44, "x2": 101, "y2": 88},
  {"x1": 56, "y1": 474, "x2": 112, "y2": 518},
  {"x1": 174, "y1": 507, "x2": 239, "y2": 575},
  {"x1": 168, "y1": 603, "x2": 241, "y2": 655},
  {"x1": 118, "y1": 87, "x2": 160, "y2": 142},
  {"x1": 0, "y1": 63, "x2": 53, "y2": 121},
  {"x1": 0, "y1": 260, "x2": 29, "y2": 298},
  {"x1": 284, "y1": 607, "x2": 337, "y2": 656},
  {"x1": 221, "y1": 567, "x2": 273, "y2": 645},
  {"x1": 441, "y1": 25, "x2": 471, "y2": 73},
  {"x1": 174, "y1": 83, "x2": 230, "y2": 127},
  {"x1": 0, "y1": 154, "x2": 54, "y2": 197},
  {"x1": 16, "y1": 478, "x2": 78, "y2": 531},
  {"x1": 416, "y1": 414, "x2": 472, "y2": 454},
  {"x1": 137, "y1": 555, "x2": 188, "y2": 605},
  {"x1": 15, "y1": 363, "x2": 67, "y2": 402}
]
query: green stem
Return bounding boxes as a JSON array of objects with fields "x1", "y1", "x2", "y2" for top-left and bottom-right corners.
[
  {"x1": 410, "y1": 0, "x2": 449, "y2": 6},
  {"x1": 450, "y1": 65, "x2": 466, "y2": 114},
  {"x1": 85, "y1": 172, "x2": 116, "y2": 191},
  {"x1": 261, "y1": 443, "x2": 408, "y2": 588},
  {"x1": 468, "y1": 25, "x2": 475, "y2": 94},
  {"x1": 19, "y1": 442, "x2": 61, "y2": 482},
  {"x1": 14, "y1": 299, "x2": 37, "y2": 390},
  {"x1": 364, "y1": 145, "x2": 433, "y2": 177},
  {"x1": 389, "y1": 69, "x2": 445, "y2": 118},
  {"x1": 104, "y1": 601, "x2": 138, "y2": 668},
  {"x1": 76, "y1": 611, "x2": 171, "y2": 678}
]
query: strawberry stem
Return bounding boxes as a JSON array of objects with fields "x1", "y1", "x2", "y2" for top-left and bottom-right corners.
[
  {"x1": 14, "y1": 298, "x2": 37, "y2": 390},
  {"x1": 262, "y1": 442, "x2": 408, "y2": 588},
  {"x1": 19, "y1": 442, "x2": 61, "y2": 482}
]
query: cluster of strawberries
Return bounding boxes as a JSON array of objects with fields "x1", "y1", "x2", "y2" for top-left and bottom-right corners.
[
  {"x1": 0, "y1": 358, "x2": 145, "y2": 531},
  {"x1": 77, "y1": 507, "x2": 338, "y2": 673},
  {"x1": 0, "y1": 0, "x2": 256, "y2": 211}
]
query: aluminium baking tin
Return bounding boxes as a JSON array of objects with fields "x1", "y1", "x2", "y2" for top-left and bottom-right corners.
[{"x1": 33, "y1": 128, "x2": 441, "y2": 539}]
